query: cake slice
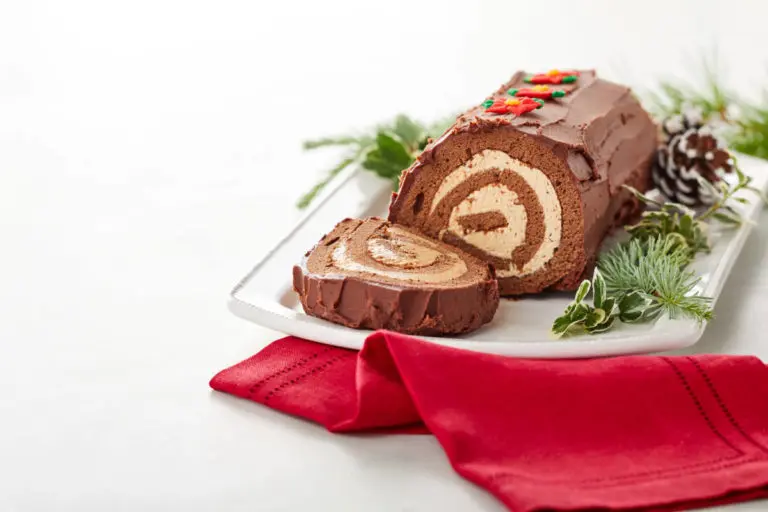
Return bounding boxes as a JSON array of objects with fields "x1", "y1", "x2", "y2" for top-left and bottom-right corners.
[
  {"x1": 293, "y1": 217, "x2": 499, "y2": 335},
  {"x1": 388, "y1": 70, "x2": 656, "y2": 296}
]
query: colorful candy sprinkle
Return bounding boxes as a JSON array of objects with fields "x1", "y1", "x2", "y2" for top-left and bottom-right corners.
[
  {"x1": 484, "y1": 97, "x2": 543, "y2": 116},
  {"x1": 525, "y1": 69, "x2": 580, "y2": 85},
  {"x1": 508, "y1": 84, "x2": 566, "y2": 99}
]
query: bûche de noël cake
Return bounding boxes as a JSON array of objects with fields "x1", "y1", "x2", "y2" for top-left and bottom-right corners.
[{"x1": 388, "y1": 70, "x2": 656, "y2": 296}]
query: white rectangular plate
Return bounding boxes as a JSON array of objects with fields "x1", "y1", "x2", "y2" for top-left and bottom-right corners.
[{"x1": 229, "y1": 154, "x2": 768, "y2": 358}]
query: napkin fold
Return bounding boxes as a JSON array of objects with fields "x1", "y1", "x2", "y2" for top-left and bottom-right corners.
[{"x1": 211, "y1": 331, "x2": 768, "y2": 511}]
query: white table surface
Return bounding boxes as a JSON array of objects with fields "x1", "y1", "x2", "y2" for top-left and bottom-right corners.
[{"x1": 3, "y1": 1, "x2": 768, "y2": 510}]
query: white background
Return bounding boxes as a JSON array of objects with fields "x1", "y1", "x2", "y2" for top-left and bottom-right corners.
[{"x1": 3, "y1": 1, "x2": 768, "y2": 510}]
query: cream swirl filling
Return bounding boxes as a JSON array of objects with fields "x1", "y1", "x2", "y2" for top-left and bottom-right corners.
[
  {"x1": 331, "y1": 227, "x2": 468, "y2": 283},
  {"x1": 431, "y1": 149, "x2": 562, "y2": 278}
]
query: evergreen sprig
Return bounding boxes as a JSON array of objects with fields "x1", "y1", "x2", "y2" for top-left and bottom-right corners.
[
  {"x1": 622, "y1": 163, "x2": 766, "y2": 258},
  {"x1": 598, "y1": 236, "x2": 712, "y2": 323},
  {"x1": 554, "y1": 140, "x2": 764, "y2": 338},
  {"x1": 552, "y1": 269, "x2": 650, "y2": 338},
  {"x1": 297, "y1": 114, "x2": 454, "y2": 209},
  {"x1": 646, "y1": 54, "x2": 730, "y2": 121},
  {"x1": 730, "y1": 101, "x2": 768, "y2": 160},
  {"x1": 696, "y1": 161, "x2": 768, "y2": 224},
  {"x1": 552, "y1": 235, "x2": 713, "y2": 338},
  {"x1": 623, "y1": 186, "x2": 710, "y2": 259}
]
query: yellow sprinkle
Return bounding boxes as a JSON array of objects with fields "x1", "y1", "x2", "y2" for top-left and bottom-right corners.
[
  {"x1": 505, "y1": 98, "x2": 520, "y2": 106},
  {"x1": 533, "y1": 85, "x2": 549, "y2": 92},
  {"x1": 547, "y1": 69, "x2": 560, "y2": 76}
]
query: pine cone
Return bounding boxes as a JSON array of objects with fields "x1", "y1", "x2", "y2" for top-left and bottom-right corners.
[
  {"x1": 660, "y1": 106, "x2": 705, "y2": 143},
  {"x1": 653, "y1": 110, "x2": 734, "y2": 207}
]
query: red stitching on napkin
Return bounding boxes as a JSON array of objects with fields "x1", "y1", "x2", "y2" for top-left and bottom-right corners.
[
  {"x1": 687, "y1": 356, "x2": 768, "y2": 456},
  {"x1": 247, "y1": 347, "x2": 334, "y2": 398},
  {"x1": 263, "y1": 353, "x2": 355, "y2": 403},
  {"x1": 661, "y1": 357, "x2": 744, "y2": 455}
]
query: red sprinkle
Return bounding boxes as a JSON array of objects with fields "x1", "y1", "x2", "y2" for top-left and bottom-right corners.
[
  {"x1": 484, "y1": 97, "x2": 542, "y2": 116},
  {"x1": 526, "y1": 70, "x2": 580, "y2": 85}
]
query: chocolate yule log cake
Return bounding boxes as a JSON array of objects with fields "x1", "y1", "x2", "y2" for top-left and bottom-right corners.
[
  {"x1": 293, "y1": 218, "x2": 499, "y2": 335},
  {"x1": 388, "y1": 69, "x2": 657, "y2": 296}
]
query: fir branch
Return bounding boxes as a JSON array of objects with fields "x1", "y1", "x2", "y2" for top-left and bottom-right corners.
[
  {"x1": 302, "y1": 136, "x2": 369, "y2": 150},
  {"x1": 598, "y1": 235, "x2": 712, "y2": 323},
  {"x1": 730, "y1": 100, "x2": 768, "y2": 160},
  {"x1": 645, "y1": 53, "x2": 731, "y2": 121},
  {"x1": 295, "y1": 155, "x2": 358, "y2": 209},
  {"x1": 651, "y1": 262, "x2": 713, "y2": 322},
  {"x1": 645, "y1": 54, "x2": 768, "y2": 160},
  {"x1": 598, "y1": 235, "x2": 693, "y2": 295},
  {"x1": 552, "y1": 235, "x2": 713, "y2": 338}
]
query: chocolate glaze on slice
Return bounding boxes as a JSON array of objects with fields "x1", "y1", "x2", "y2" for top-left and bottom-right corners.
[{"x1": 293, "y1": 217, "x2": 499, "y2": 336}]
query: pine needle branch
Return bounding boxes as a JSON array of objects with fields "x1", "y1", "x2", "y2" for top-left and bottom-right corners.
[
  {"x1": 598, "y1": 236, "x2": 712, "y2": 321},
  {"x1": 645, "y1": 53, "x2": 731, "y2": 121},
  {"x1": 302, "y1": 136, "x2": 369, "y2": 150},
  {"x1": 295, "y1": 155, "x2": 359, "y2": 209},
  {"x1": 644, "y1": 53, "x2": 768, "y2": 160}
]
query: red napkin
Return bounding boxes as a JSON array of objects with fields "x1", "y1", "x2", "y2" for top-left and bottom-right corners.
[{"x1": 210, "y1": 331, "x2": 768, "y2": 511}]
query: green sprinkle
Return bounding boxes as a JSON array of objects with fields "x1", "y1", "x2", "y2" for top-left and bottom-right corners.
[
  {"x1": 534, "y1": 98, "x2": 545, "y2": 108},
  {"x1": 507, "y1": 88, "x2": 518, "y2": 96},
  {"x1": 552, "y1": 90, "x2": 566, "y2": 98},
  {"x1": 562, "y1": 75, "x2": 577, "y2": 84},
  {"x1": 524, "y1": 76, "x2": 533, "y2": 84},
  {"x1": 481, "y1": 99, "x2": 493, "y2": 108}
]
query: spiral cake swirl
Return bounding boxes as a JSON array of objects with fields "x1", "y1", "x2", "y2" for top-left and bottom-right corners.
[
  {"x1": 430, "y1": 149, "x2": 562, "y2": 279},
  {"x1": 293, "y1": 218, "x2": 499, "y2": 335}
]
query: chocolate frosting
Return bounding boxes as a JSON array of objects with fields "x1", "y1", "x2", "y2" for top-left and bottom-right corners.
[{"x1": 430, "y1": 70, "x2": 655, "y2": 189}]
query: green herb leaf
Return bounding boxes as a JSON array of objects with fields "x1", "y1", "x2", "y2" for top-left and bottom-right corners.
[
  {"x1": 586, "y1": 316, "x2": 616, "y2": 334},
  {"x1": 574, "y1": 279, "x2": 591, "y2": 303},
  {"x1": 592, "y1": 268, "x2": 606, "y2": 309},
  {"x1": 392, "y1": 115, "x2": 425, "y2": 149},
  {"x1": 618, "y1": 291, "x2": 650, "y2": 323},
  {"x1": 624, "y1": 185, "x2": 665, "y2": 209},
  {"x1": 375, "y1": 132, "x2": 413, "y2": 168},
  {"x1": 552, "y1": 306, "x2": 589, "y2": 337},
  {"x1": 601, "y1": 297, "x2": 617, "y2": 316},
  {"x1": 361, "y1": 154, "x2": 405, "y2": 182},
  {"x1": 584, "y1": 308, "x2": 607, "y2": 329},
  {"x1": 711, "y1": 211, "x2": 742, "y2": 225},
  {"x1": 570, "y1": 303, "x2": 590, "y2": 321}
]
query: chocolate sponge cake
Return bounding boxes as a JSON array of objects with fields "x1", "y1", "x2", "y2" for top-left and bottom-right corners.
[
  {"x1": 293, "y1": 218, "x2": 499, "y2": 335},
  {"x1": 388, "y1": 70, "x2": 657, "y2": 296}
]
